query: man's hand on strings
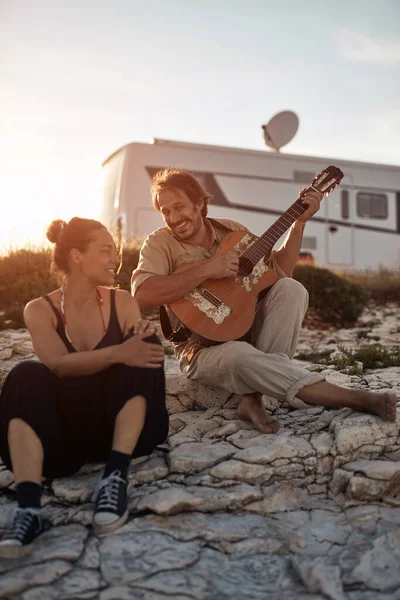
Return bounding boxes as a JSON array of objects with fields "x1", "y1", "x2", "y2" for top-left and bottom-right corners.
[
  {"x1": 205, "y1": 253, "x2": 239, "y2": 279},
  {"x1": 296, "y1": 187, "x2": 324, "y2": 225}
]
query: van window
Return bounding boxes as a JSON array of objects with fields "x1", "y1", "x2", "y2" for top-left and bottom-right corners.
[
  {"x1": 341, "y1": 190, "x2": 349, "y2": 219},
  {"x1": 356, "y1": 193, "x2": 388, "y2": 219}
]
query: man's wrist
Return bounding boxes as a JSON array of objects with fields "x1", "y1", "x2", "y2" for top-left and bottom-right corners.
[
  {"x1": 195, "y1": 260, "x2": 212, "y2": 283},
  {"x1": 294, "y1": 220, "x2": 306, "y2": 227}
]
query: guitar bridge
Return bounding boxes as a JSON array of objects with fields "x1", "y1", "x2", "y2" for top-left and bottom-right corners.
[{"x1": 184, "y1": 287, "x2": 232, "y2": 324}]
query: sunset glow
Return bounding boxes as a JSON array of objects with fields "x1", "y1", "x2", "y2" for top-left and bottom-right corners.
[
  {"x1": 0, "y1": 170, "x2": 103, "y2": 252},
  {"x1": 2, "y1": 1, "x2": 399, "y2": 252}
]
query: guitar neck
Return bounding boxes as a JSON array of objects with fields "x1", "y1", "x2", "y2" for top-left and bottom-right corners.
[{"x1": 242, "y1": 193, "x2": 310, "y2": 264}]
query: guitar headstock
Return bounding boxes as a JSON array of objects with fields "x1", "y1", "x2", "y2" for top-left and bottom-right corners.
[{"x1": 310, "y1": 165, "x2": 344, "y2": 196}]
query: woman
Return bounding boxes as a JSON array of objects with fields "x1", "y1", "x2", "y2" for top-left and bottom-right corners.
[{"x1": 0, "y1": 217, "x2": 168, "y2": 557}]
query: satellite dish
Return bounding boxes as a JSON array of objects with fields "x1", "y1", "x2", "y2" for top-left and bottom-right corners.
[{"x1": 262, "y1": 110, "x2": 299, "y2": 152}]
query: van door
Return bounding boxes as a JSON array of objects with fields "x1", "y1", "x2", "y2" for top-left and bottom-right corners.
[{"x1": 326, "y1": 176, "x2": 354, "y2": 266}]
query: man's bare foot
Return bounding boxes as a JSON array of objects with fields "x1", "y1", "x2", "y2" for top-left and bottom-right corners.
[
  {"x1": 298, "y1": 381, "x2": 397, "y2": 422},
  {"x1": 237, "y1": 393, "x2": 280, "y2": 434},
  {"x1": 368, "y1": 391, "x2": 397, "y2": 423}
]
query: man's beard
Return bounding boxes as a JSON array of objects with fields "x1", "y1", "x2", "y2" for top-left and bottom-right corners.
[{"x1": 172, "y1": 215, "x2": 202, "y2": 240}]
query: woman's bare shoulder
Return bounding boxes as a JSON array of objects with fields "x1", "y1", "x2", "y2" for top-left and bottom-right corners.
[
  {"x1": 24, "y1": 290, "x2": 60, "y2": 327},
  {"x1": 25, "y1": 290, "x2": 59, "y2": 311}
]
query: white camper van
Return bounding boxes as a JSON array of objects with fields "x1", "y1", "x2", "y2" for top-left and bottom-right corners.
[{"x1": 101, "y1": 138, "x2": 400, "y2": 270}]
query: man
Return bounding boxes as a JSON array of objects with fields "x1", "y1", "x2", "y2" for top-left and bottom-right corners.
[{"x1": 131, "y1": 169, "x2": 397, "y2": 432}]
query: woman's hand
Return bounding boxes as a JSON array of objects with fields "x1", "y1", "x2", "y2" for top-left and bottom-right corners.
[
  {"x1": 133, "y1": 318, "x2": 158, "y2": 337},
  {"x1": 117, "y1": 331, "x2": 164, "y2": 368}
]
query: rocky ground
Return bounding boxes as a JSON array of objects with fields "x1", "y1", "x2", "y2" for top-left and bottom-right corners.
[{"x1": 0, "y1": 304, "x2": 399, "y2": 600}]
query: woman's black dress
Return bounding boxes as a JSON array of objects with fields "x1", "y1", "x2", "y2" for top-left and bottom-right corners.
[{"x1": 0, "y1": 289, "x2": 168, "y2": 478}]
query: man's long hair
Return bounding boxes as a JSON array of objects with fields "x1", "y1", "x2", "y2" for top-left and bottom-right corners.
[{"x1": 151, "y1": 169, "x2": 212, "y2": 218}]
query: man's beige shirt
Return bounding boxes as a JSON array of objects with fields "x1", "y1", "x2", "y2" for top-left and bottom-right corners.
[{"x1": 131, "y1": 217, "x2": 287, "y2": 370}]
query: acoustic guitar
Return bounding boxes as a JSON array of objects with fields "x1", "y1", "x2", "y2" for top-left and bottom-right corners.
[{"x1": 168, "y1": 166, "x2": 344, "y2": 342}]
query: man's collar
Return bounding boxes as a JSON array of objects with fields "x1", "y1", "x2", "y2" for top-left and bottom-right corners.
[
  {"x1": 207, "y1": 218, "x2": 234, "y2": 242},
  {"x1": 205, "y1": 219, "x2": 218, "y2": 246}
]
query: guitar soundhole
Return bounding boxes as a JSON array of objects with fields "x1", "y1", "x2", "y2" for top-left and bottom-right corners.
[{"x1": 238, "y1": 256, "x2": 254, "y2": 278}]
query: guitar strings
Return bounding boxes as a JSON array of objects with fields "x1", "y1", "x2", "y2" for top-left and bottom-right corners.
[{"x1": 242, "y1": 175, "x2": 340, "y2": 264}]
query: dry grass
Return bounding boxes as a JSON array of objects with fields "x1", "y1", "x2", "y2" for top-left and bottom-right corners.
[
  {"x1": 295, "y1": 343, "x2": 400, "y2": 371},
  {"x1": 336, "y1": 266, "x2": 400, "y2": 304}
]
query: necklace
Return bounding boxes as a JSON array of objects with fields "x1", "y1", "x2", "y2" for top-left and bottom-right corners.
[{"x1": 60, "y1": 284, "x2": 106, "y2": 345}]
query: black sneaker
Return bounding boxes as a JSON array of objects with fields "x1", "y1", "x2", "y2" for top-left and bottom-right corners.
[
  {"x1": 92, "y1": 469, "x2": 128, "y2": 535},
  {"x1": 0, "y1": 507, "x2": 50, "y2": 558}
]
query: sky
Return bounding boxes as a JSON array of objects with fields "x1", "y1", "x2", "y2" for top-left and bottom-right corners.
[{"x1": 1, "y1": 0, "x2": 399, "y2": 249}]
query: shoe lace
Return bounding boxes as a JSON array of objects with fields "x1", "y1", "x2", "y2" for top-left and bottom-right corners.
[
  {"x1": 6, "y1": 508, "x2": 41, "y2": 541},
  {"x1": 92, "y1": 470, "x2": 126, "y2": 512}
]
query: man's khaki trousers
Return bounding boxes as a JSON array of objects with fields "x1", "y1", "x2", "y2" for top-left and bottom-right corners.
[{"x1": 185, "y1": 278, "x2": 325, "y2": 408}]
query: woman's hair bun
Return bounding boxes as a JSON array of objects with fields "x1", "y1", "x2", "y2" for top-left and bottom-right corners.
[{"x1": 46, "y1": 219, "x2": 67, "y2": 244}]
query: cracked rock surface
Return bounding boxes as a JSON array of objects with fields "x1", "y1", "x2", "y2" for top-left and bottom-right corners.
[{"x1": 0, "y1": 303, "x2": 399, "y2": 599}]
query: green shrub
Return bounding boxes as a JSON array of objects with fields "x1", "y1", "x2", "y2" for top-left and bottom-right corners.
[
  {"x1": 335, "y1": 344, "x2": 400, "y2": 370},
  {"x1": 0, "y1": 248, "x2": 56, "y2": 328},
  {"x1": 293, "y1": 264, "x2": 368, "y2": 328}
]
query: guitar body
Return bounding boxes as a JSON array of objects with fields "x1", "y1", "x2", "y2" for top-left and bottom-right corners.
[{"x1": 168, "y1": 231, "x2": 278, "y2": 342}]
